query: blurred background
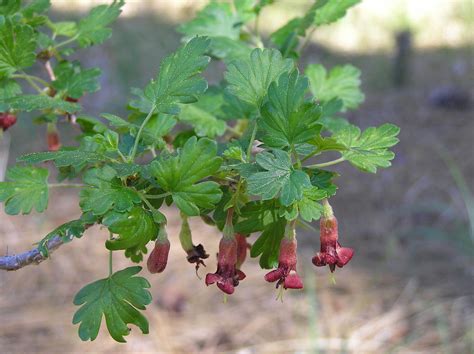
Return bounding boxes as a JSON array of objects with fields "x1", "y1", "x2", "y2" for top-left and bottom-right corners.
[{"x1": 1, "y1": 0, "x2": 473, "y2": 353}]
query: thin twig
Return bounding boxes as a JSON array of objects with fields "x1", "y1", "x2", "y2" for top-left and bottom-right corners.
[
  {"x1": 44, "y1": 60, "x2": 56, "y2": 81},
  {"x1": 0, "y1": 236, "x2": 64, "y2": 271},
  {"x1": 0, "y1": 223, "x2": 94, "y2": 271}
]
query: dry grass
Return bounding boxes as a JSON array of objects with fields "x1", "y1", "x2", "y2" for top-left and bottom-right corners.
[{"x1": 1, "y1": 189, "x2": 473, "y2": 353}]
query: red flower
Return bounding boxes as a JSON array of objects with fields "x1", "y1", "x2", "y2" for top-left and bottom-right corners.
[
  {"x1": 265, "y1": 238, "x2": 303, "y2": 290},
  {"x1": 312, "y1": 214, "x2": 354, "y2": 272},
  {"x1": 47, "y1": 123, "x2": 61, "y2": 151},
  {"x1": 235, "y1": 233, "x2": 249, "y2": 270},
  {"x1": 205, "y1": 237, "x2": 246, "y2": 295},
  {"x1": 147, "y1": 226, "x2": 171, "y2": 274},
  {"x1": 0, "y1": 113, "x2": 17, "y2": 131}
]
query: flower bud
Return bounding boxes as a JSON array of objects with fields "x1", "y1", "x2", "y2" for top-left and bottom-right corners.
[
  {"x1": 147, "y1": 226, "x2": 170, "y2": 274},
  {"x1": 0, "y1": 113, "x2": 17, "y2": 131},
  {"x1": 47, "y1": 123, "x2": 61, "y2": 151}
]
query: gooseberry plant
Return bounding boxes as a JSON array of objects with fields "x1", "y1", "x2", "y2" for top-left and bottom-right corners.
[{"x1": 0, "y1": 0, "x2": 400, "y2": 343}]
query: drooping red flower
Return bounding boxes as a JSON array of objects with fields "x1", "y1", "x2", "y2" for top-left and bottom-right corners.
[
  {"x1": 205, "y1": 236, "x2": 246, "y2": 295},
  {"x1": 0, "y1": 113, "x2": 17, "y2": 131},
  {"x1": 235, "y1": 233, "x2": 249, "y2": 270},
  {"x1": 47, "y1": 124, "x2": 61, "y2": 151},
  {"x1": 147, "y1": 230, "x2": 171, "y2": 274},
  {"x1": 265, "y1": 238, "x2": 303, "y2": 290},
  {"x1": 312, "y1": 214, "x2": 354, "y2": 272}
]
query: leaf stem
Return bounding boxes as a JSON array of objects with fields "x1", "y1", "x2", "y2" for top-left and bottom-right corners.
[
  {"x1": 49, "y1": 183, "x2": 85, "y2": 188},
  {"x1": 144, "y1": 192, "x2": 171, "y2": 199},
  {"x1": 306, "y1": 157, "x2": 345, "y2": 169},
  {"x1": 108, "y1": 232, "x2": 113, "y2": 276},
  {"x1": 291, "y1": 145, "x2": 302, "y2": 169},
  {"x1": 55, "y1": 34, "x2": 79, "y2": 49},
  {"x1": 129, "y1": 106, "x2": 155, "y2": 162},
  {"x1": 301, "y1": 149, "x2": 321, "y2": 163},
  {"x1": 12, "y1": 74, "x2": 49, "y2": 87},
  {"x1": 138, "y1": 192, "x2": 162, "y2": 214},
  {"x1": 18, "y1": 71, "x2": 45, "y2": 95}
]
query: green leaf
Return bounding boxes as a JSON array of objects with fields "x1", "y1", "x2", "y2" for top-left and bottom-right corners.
[
  {"x1": 52, "y1": 61, "x2": 101, "y2": 99},
  {"x1": 21, "y1": 0, "x2": 51, "y2": 18},
  {"x1": 333, "y1": 123, "x2": 400, "y2": 173},
  {"x1": 270, "y1": 18, "x2": 301, "y2": 58},
  {"x1": 207, "y1": 36, "x2": 252, "y2": 62},
  {"x1": 306, "y1": 64, "x2": 364, "y2": 111},
  {"x1": 150, "y1": 137, "x2": 222, "y2": 216},
  {"x1": 250, "y1": 216, "x2": 286, "y2": 269},
  {"x1": 290, "y1": 186, "x2": 325, "y2": 222},
  {"x1": 18, "y1": 149, "x2": 105, "y2": 168},
  {"x1": 0, "y1": 166, "x2": 48, "y2": 215},
  {"x1": 178, "y1": 104, "x2": 227, "y2": 138},
  {"x1": 50, "y1": 21, "x2": 78, "y2": 37},
  {"x1": 73, "y1": 266, "x2": 151, "y2": 342},
  {"x1": 80, "y1": 166, "x2": 141, "y2": 216},
  {"x1": 178, "y1": 2, "x2": 241, "y2": 40},
  {"x1": 76, "y1": 0, "x2": 124, "y2": 47},
  {"x1": 178, "y1": 1, "x2": 254, "y2": 62},
  {"x1": 4, "y1": 94, "x2": 80, "y2": 113},
  {"x1": 0, "y1": 78, "x2": 21, "y2": 110},
  {"x1": 0, "y1": 0, "x2": 21, "y2": 15},
  {"x1": 309, "y1": 169, "x2": 338, "y2": 197},
  {"x1": 269, "y1": 1, "x2": 328, "y2": 58},
  {"x1": 225, "y1": 48, "x2": 294, "y2": 108},
  {"x1": 260, "y1": 70, "x2": 321, "y2": 148},
  {"x1": 0, "y1": 18, "x2": 37, "y2": 78},
  {"x1": 138, "y1": 37, "x2": 210, "y2": 115},
  {"x1": 106, "y1": 207, "x2": 158, "y2": 257},
  {"x1": 234, "y1": 200, "x2": 276, "y2": 234},
  {"x1": 314, "y1": 0, "x2": 361, "y2": 26},
  {"x1": 247, "y1": 149, "x2": 311, "y2": 206}
]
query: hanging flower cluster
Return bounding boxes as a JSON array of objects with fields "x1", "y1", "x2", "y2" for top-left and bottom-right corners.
[{"x1": 147, "y1": 200, "x2": 353, "y2": 295}]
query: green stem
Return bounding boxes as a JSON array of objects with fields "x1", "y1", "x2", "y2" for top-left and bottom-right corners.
[
  {"x1": 223, "y1": 208, "x2": 235, "y2": 239},
  {"x1": 108, "y1": 232, "x2": 113, "y2": 276},
  {"x1": 49, "y1": 183, "x2": 85, "y2": 188},
  {"x1": 55, "y1": 34, "x2": 79, "y2": 49},
  {"x1": 306, "y1": 157, "x2": 345, "y2": 169},
  {"x1": 19, "y1": 71, "x2": 45, "y2": 94},
  {"x1": 129, "y1": 106, "x2": 155, "y2": 162},
  {"x1": 246, "y1": 122, "x2": 258, "y2": 162},
  {"x1": 322, "y1": 198, "x2": 333, "y2": 218},
  {"x1": 301, "y1": 149, "x2": 320, "y2": 163},
  {"x1": 291, "y1": 145, "x2": 302, "y2": 169},
  {"x1": 138, "y1": 192, "x2": 160, "y2": 213},
  {"x1": 144, "y1": 192, "x2": 171, "y2": 199},
  {"x1": 117, "y1": 149, "x2": 127, "y2": 162},
  {"x1": 285, "y1": 219, "x2": 297, "y2": 240},
  {"x1": 12, "y1": 74, "x2": 49, "y2": 87}
]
